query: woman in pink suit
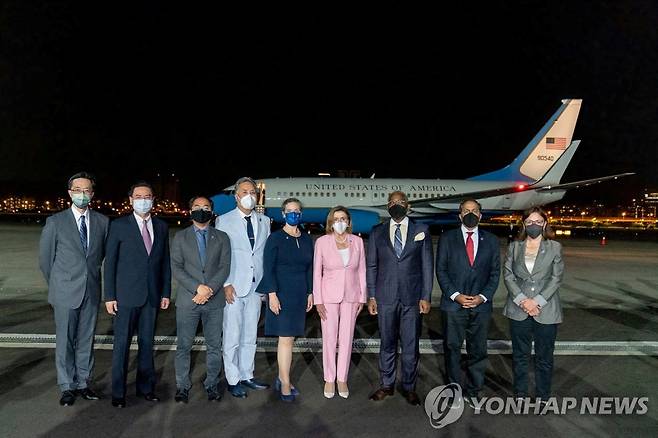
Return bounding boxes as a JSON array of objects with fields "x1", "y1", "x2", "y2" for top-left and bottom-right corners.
[{"x1": 313, "y1": 206, "x2": 367, "y2": 399}]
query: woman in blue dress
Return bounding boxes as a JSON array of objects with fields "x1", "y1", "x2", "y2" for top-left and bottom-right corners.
[{"x1": 257, "y1": 198, "x2": 314, "y2": 401}]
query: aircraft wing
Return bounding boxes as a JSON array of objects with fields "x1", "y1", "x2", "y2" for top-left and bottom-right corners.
[
  {"x1": 402, "y1": 184, "x2": 533, "y2": 208},
  {"x1": 534, "y1": 172, "x2": 635, "y2": 191}
]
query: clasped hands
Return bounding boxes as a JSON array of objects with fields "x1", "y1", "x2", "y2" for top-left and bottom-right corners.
[
  {"x1": 519, "y1": 298, "x2": 540, "y2": 316},
  {"x1": 193, "y1": 284, "x2": 213, "y2": 305},
  {"x1": 455, "y1": 294, "x2": 484, "y2": 308}
]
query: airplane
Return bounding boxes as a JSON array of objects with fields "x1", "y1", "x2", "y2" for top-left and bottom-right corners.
[{"x1": 211, "y1": 99, "x2": 634, "y2": 233}]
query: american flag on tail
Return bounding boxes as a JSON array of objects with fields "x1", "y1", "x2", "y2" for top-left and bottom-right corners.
[{"x1": 545, "y1": 137, "x2": 567, "y2": 150}]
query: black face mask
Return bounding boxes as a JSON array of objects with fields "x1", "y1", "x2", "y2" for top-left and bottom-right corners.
[
  {"x1": 461, "y1": 212, "x2": 480, "y2": 228},
  {"x1": 191, "y1": 209, "x2": 213, "y2": 224},
  {"x1": 525, "y1": 224, "x2": 544, "y2": 239},
  {"x1": 388, "y1": 204, "x2": 407, "y2": 221}
]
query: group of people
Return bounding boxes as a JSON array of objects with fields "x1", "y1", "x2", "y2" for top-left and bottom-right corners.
[{"x1": 39, "y1": 172, "x2": 564, "y2": 409}]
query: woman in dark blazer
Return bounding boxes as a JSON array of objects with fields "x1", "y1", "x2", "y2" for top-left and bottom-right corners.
[{"x1": 503, "y1": 206, "x2": 564, "y2": 403}]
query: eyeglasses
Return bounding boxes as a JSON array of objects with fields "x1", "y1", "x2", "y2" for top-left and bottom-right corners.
[
  {"x1": 524, "y1": 220, "x2": 545, "y2": 226},
  {"x1": 388, "y1": 200, "x2": 407, "y2": 206},
  {"x1": 70, "y1": 189, "x2": 93, "y2": 195}
]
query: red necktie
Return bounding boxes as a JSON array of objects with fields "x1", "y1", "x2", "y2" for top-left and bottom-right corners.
[{"x1": 466, "y1": 231, "x2": 474, "y2": 266}]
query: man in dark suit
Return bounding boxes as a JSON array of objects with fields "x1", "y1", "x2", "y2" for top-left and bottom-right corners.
[
  {"x1": 367, "y1": 191, "x2": 433, "y2": 406},
  {"x1": 172, "y1": 196, "x2": 231, "y2": 403},
  {"x1": 104, "y1": 181, "x2": 171, "y2": 408},
  {"x1": 39, "y1": 172, "x2": 109, "y2": 406},
  {"x1": 437, "y1": 198, "x2": 500, "y2": 405}
]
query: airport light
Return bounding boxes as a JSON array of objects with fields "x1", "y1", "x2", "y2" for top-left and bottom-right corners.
[{"x1": 318, "y1": 172, "x2": 331, "y2": 176}]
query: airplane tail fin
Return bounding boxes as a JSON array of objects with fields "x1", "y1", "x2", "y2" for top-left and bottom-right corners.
[{"x1": 469, "y1": 99, "x2": 582, "y2": 183}]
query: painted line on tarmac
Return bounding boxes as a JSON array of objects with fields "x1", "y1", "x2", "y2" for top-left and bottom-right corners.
[{"x1": 1, "y1": 333, "x2": 657, "y2": 355}]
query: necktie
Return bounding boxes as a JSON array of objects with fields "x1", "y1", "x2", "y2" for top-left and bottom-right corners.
[
  {"x1": 394, "y1": 223, "x2": 403, "y2": 258},
  {"x1": 196, "y1": 228, "x2": 207, "y2": 266},
  {"x1": 142, "y1": 219, "x2": 152, "y2": 255},
  {"x1": 466, "y1": 231, "x2": 475, "y2": 266},
  {"x1": 245, "y1": 216, "x2": 255, "y2": 249},
  {"x1": 79, "y1": 215, "x2": 88, "y2": 255}
]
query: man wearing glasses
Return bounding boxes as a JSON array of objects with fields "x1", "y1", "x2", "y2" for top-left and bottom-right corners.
[
  {"x1": 367, "y1": 191, "x2": 433, "y2": 406},
  {"x1": 171, "y1": 196, "x2": 231, "y2": 403},
  {"x1": 39, "y1": 172, "x2": 109, "y2": 406},
  {"x1": 104, "y1": 181, "x2": 171, "y2": 408},
  {"x1": 436, "y1": 198, "x2": 500, "y2": 408}
]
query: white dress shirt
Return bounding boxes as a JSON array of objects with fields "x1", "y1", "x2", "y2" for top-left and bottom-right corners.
[
  {"x1": 389, "y1": 216, "x2": 409, "y2": 250},
  {"x1": 71, "y1": 205, "x2": 90, "y2": 248},
  {"x1": 450, "y1": 224, "x2": 487, "y2": 303},
  {"x1": 238, "y1": 208, "x2": 258, "y2": 242},
  {"x1": 133, "y1": 211, "x2": 155, "y2": 244}
]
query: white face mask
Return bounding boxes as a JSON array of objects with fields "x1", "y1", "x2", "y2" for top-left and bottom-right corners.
[
  {"x1": 133, "y1": 199, "x2": 153, "y2": 215},
  {"x1": 239, "y1": 194, "x2": 256, "y2": 210},
  {"x1": 333, "y1": 221, "x2": 348, "y2": 234}
]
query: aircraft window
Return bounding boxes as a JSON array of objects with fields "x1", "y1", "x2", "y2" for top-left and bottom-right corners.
[
  {"x1": 289, "y1": 192, "x2": 294, "y2": 196},
  {"x1": 374, "y1": 193, "x2": 378, "y2": 198},
  {"x1": 350, "y1": 193, "x2": 354, "y2": 198},
  {"x1": 302, "y1": 192, "x2": 306, "y2": 196},
  {"x1": 344, "y1": 192, "x2": 348, "y2": 197},
  {"x1": 296, "y1": 192, "x2": 300, "y2": 196},
  {"x1": 277, "y1": 192, "x2": 281, "y2": 196},
  {"x1": 412, "y1": 193, "x2": 417, "y2": 198},
  {"x1": 381, "y1": 193, "x2": 385, "y2": 198},
  {"x1": 332, "y1": 192, "x2": 336, "y2": 197},
  {"x1": 314, "y1": 192, "x2": 318, "y2": 197}
]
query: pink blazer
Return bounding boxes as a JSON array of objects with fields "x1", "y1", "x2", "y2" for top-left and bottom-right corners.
[{"x1": 313, "y1": 234, "x2": 367, "y2": 304}]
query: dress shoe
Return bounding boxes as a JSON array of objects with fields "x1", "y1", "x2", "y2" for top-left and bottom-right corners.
[
  {"x1": 206, "y1": 387, "x2": 222, "y2": 401},
  {"x1": 369, "y1": 387, "x2": 394, "y2": 401},
  {"x1": 337, "y1": 382, "x2": 349, "y2": 399},
  {"x1": 59, "y1": 390, "x2": 76, "y2": 406},
  {"x1": 111, "y1": 398, "x2": 126, "y2": 408},
  {"x1": 279, "y1": 392, "x2": 296, "y2": 402},
  {"x1": 274, "y1": 377, "x2": 300, "y2": 396},
  {"x1": 400, "y1": 389, "x2": 421, "y2": 406},
  {"x1": 240, "y1": 378, "x2": 270, "y2": 391},
  {"x1": 77, "y1": 388, "x2": 100, "y2": 400},
  {"x1": 227, "y1": 384, "x2": 248, "y2": 398},
  {"x1": 174, "y1": 389, "x2": 189, "y2": 404},
  {"x1": 324, "y1": 382, "x2": 335, "y2": 399},
  {"x1": 136, "y1": 392, "x2": 160, "y2": 402}
]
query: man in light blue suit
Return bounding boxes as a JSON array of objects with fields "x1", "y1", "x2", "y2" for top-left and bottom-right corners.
[{"x1": 216, "y1": 177, "x2": 271, "y2": 397}]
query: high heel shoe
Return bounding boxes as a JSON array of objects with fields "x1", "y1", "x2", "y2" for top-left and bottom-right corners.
[
  {"x1": 337, "y1": 382, "x2": 349, "y2": 399},
  {"x1": 274, "y1": 377, "x2": 300, "y2": 396},
  {"x1": 324, "y1": 382, "x2": 335, "y2": 399}
]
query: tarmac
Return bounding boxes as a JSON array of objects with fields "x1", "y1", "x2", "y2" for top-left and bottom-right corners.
[{"x1": 0, "y1": 223, "x2": 657, "y2": 437}]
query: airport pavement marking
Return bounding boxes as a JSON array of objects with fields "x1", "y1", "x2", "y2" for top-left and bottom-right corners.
[{"x1": 1, "y1": 334, "x2": 658, "y2": 355}]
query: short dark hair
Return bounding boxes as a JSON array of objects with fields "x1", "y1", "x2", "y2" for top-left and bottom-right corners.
[
  {"x1": 188, "y1": 195, "x2": 214, "y2": 210},
  {"x1": 67, "y1": 172, "x2": 96, "y2": 190},
  {"x1": 281, "y1": 197, "x2": 302, "y2": 211},
  {"x1": 128, "y1": 181, "x2": 153, "y2": 197},
  {"x1": 459, "y1": 198, "x2": 482, "y2": 213}
]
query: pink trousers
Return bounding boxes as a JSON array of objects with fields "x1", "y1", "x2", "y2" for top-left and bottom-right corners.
[{"x1": 320, "y1": 301, "x2": 361, "y2": 382}]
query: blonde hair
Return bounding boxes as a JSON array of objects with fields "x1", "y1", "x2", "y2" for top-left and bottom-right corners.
[{"x1": 325, "y1": 206, "x2": 352, "y2": 235}]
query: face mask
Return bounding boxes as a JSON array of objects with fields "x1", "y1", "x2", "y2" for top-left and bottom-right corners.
[
  {"x1": 333, "y1": 221, "x2": 348, "y2": 234},
  {"x1": 525, "y1": 224, "x2": 544, "y2": 239},
  {"x1": 133, "y1": 199, "x2": 153, "y2": 215},
  {"x1": 388, "y1": 204, "x2": 407, "y2": 221},
  {"x1": 71, "y1": 193, "x2": 91, "y2": 209},
  {"x1": 191, "y1": 209, "x2": 213, "y2": 224},
  {"x1": 239, "y1": 194, "x2": 256, "y2": 210},
  {"x1": 461, "y1": 212, "x2": 480, "y2": 228},
  {"x1": 283, "y1": 211, "x2": 302, "y2": 226}
]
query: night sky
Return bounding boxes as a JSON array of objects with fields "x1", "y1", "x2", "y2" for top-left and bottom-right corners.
[{"x1": 1, "y1": 2, "x2": 657, "y2": 203}]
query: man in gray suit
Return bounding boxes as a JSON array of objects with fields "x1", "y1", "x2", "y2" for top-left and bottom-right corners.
[
  {"x1": 172, "y1": 196, "x2": 231, "y2": 403},
  {"x1": 39, "y1": 172, "x2": 109, "y2": 406}
]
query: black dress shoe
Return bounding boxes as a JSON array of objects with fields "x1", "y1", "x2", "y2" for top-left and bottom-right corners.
[
  {"x1": 59, "y1": 390, "x2": 76, "y2": 406},
  {"x1": 77, "y1": 388, "x2": 101, "y2": 400},
  {"x1": 175, "y1": 389, "x2": 189, "y2": 404},
  {"x1": 240, "y1": 378, "x2": 270, "y2": 391},
  {"x1": 400, "y1": 390, "x2": 421, "y2": 406},
  {"x1": 111, "y1": 398, "x2": 126, "y2": 408},
  {"x1": 369, "y1": 387, "x2": 394, "y2": 401},
  {"x1": 227, "y1": 384, "x2": 247, "y2": 398},
  {"x1": 136, "y1": 392, "x2": 160, "y2": 402},
  {"x1": 206, "y1": 387, "x2": 222, "y2": 401}
]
